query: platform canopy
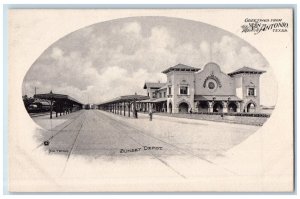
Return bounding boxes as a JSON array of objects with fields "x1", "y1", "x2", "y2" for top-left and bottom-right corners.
[
  {"x1": 34, "y1": 91, "x2": 83, "y2": 105},
  {"x1": 99, "y1": 94, "x2": 150, "y2": 106},
  {"x1": 151, "y1": 98, "x2": 167, "y2": 103}
]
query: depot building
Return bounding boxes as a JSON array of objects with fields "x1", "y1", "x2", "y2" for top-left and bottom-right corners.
[{"x1": 141, "y1": 62, "x2": 265, "y2": 114}]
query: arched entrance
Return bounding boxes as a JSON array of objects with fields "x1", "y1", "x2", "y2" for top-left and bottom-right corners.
[
  {"x1": 228, "y1": 102, "x2": 237, "y2": 112},
  {"x1": 178, "y1": 102, "x2": 189, "y2": 113},
  {"x1": 168, "y1": 103, "x2": 172, "y2": 114},
  {"x1": 198, "y1": 101, "x2": 208, "y2": 112},
  {"x1": 246, "y1": 102, "x2": 256, "y2": 113},
  {"x1": 162, "y1": 102, "x2": 167, "y2": 112},
  {"x1": 213, "y1": 102, "x2": 223, "y2": 113}
]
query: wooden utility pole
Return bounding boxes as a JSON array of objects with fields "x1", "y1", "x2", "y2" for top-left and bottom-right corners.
[
  {"x1": 34, "y1": 87, "x2": 38, "y2": 95},
  {"x1": 123, "y1": 101, "x2": 126, "y2": 116},
  {"x1": 49, "y1": 90, "x2": 53, "y2": 119}
]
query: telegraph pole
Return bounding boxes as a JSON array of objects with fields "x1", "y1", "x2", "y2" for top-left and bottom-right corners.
[
  {"x1": 34, "y1": 87, "x2": 38, "y2": 95},
  {"x1": 209, "y1": 40, "x2": 212, "y2": 62}
]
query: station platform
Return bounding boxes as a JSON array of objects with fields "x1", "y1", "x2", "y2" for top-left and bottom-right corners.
[{"x1": 32, "y1": 110, "x2": 83, "y2": 131}]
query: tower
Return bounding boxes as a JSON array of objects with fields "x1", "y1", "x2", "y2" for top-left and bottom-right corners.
[
  {"x1": 162, "y1": 64, "x2": 200, "y2": 113},
  {"x1": 228, "y1": 67, "x2": 266, "y2": 113}
]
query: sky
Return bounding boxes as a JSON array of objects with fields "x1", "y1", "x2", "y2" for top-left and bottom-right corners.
[{"x1": 23, "y1": 16, "x2": 277, "y2": 106}]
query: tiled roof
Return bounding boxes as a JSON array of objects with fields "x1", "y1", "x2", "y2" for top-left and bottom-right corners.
[
  {"x1": 99, "y1": 94, "x2": 150, "y2": 105},
  {"x1": 143, "y1": 82, "x2": 166, "y2": 89},
  {"x1": 162, "y1": 63, "x2": 201, "y2": 74},
  {"x1": 34, "y1": 92, "x2": 83, "y2": 104},
  {"x1": 157, "y1": 85, "x2": 167, "y2": 91},
  {"x1": 228, "y1": 66, "x2": 266, "y2": 76}
]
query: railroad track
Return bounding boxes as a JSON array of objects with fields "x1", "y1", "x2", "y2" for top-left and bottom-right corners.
[
  {"x1": 35, "y1": 110, "x2": 235, "y2": 177},
  {"x1": 34, "y1": 110, "x2": 85, "y2": 149},
  {"x1": 91, "y1": 110, "x2": 186, "y2": 178},
  {"x1": 94, "y1": 110, "x2": 237, "y2": 175}
]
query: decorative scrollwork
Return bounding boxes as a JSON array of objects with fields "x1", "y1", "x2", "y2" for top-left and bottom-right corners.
[{"x1": 203, "y1": 74, "x2": 222, "y2": 88}]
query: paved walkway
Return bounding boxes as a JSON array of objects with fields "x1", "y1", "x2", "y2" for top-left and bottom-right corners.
[{"x1": 33, "y1": 110, "x2": 259, "y2": 178}]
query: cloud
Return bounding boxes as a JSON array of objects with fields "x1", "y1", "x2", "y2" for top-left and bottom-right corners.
[
  {"x1": 200, "y1": 41, "x2": 210, "y2": 55},
  {"x1": 212, "y1": 35, "x2": 268, "y2": 73},
  {"x1": 121, "y1": 22, "x2": 141, "y2": 34},
  {"x1": 72, "y1": 66, "x2": 166, "y2": 103},
  {"x1": 50, "y1": 47, "x2": 64, "y2": 60},
  {"x1": 90, "y1": 24, "x2": 206, "y2": 74},
  {"x1": 24, "y1": 19, "x2": 272, "y2": 105},
  {"x1": 149, "y1": 26, "x2": 175, "y2": 50}
]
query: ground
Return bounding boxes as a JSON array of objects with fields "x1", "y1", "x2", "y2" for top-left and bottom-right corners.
[{"x1": 32, "y1": 110, "x2": 259, "y2": 178}]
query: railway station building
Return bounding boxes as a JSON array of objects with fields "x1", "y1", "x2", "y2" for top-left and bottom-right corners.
[{"x1": 141, "y1": 62, "x2": 265, "y2": 114}]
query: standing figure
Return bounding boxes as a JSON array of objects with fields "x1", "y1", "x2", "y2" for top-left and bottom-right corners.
[{"x1": 149, "y1": 110, "x2": 153, "y2": 121}]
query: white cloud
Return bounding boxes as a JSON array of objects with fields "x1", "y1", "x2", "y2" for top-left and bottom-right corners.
[
  {"x1": 149, "y1": 26, "x2": 175, "y2": 50},
  {"x1": 24, "y1": 20, "x2": 274, "y2": 105},
  {"x1": 200, "y1": 41, "x2": 210, "y2": 55},
  {"x1": 212, "y1": 35, "x2": 269, "y2": 72},
  {"x1": 121, "y1": 22, "x2": 141, "y2": 34},
  {"x1": 50, "y1": 47, "x2": 64, "y2": 60}
]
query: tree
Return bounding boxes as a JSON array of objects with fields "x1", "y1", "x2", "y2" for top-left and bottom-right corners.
[{"x1": 22, "y1": 95, "x2": 34, "y2": 110}]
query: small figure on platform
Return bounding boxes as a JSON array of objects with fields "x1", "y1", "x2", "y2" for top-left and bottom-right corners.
[
  {"x1": 189, "y1": 108, "x2": 193, "y2": 114},
  {"x1": 149, "y1": 109, "x2": 153, "y2": 121}
]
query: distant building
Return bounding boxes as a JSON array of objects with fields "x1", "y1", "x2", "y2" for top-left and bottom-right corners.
[
  {"x1": 83, "y1": 104, "x2": 91, "y2": 110},
  {"x1": 90, "y1": 104, "x2": 97, "y2": 109},
  {"x1": 142, "y1": 62, "x2": 265, "y2": 113}
]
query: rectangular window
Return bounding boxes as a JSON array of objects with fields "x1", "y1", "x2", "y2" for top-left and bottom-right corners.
[
  {"x1": 168, "y1": 87, "x2": 172, "y2": 95},
  {"x1": 159, "y1": 93, "x2": 162, "y2": 98},
  {"x1": 248, "y1": 88, "x2": 255, "y2": 96},
  {"x1": 180, "y1": 86, "x2": 188, "y2": 95},
  {"x1": 152, "y1": 92, "x2": 156, "y2": 98},
  {"x1": 163, "y1": 92, "x2": 166, "y2": 98}
]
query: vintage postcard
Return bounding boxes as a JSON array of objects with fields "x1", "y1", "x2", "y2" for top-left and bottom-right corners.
[{"x1": 8, "y1": 8, "x2": 294, "y2": 192}]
